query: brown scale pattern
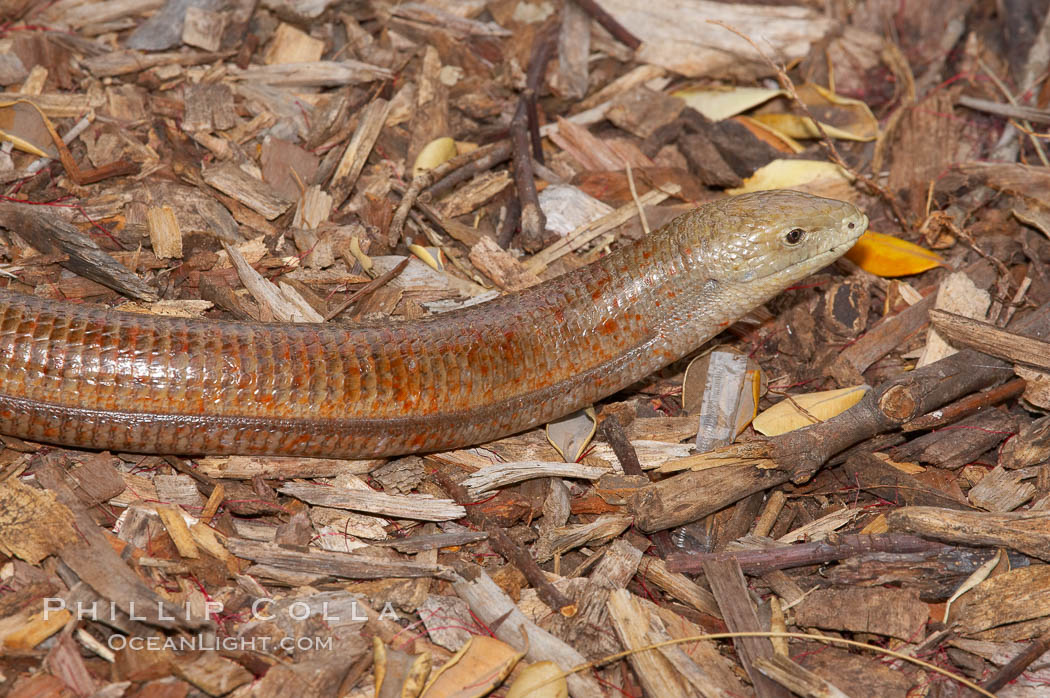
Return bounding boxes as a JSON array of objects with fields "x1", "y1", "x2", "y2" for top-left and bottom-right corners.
[{"x1": 0, "y1": 191, "x2": 865, "y2": 458}]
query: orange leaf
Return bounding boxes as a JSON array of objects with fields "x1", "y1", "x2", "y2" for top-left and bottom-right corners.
[{"x1": 845, "y1": 231, "x2": 945, "y2": 277}]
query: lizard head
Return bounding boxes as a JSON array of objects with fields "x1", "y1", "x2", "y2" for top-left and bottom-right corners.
[{"x1": 695, "y1": 189, "x2": 868, "y2": 286}]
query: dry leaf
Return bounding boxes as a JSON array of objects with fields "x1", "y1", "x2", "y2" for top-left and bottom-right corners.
[
  {"x1": 671, "y1": 85, "x2": 784, "y2": 121},
  {"x1": 414, "y1": 136, "x2": 457, "y2": 176},
  {"x1": 421, "y1": 635, "x2": 525, "y2": 697},
  {"x1": 0, "y1": 99, "x2": 59, "y2": 157},
  {"x1": 505, "y1": 661, "x2": 569, "y2": 698},
  {"x1": 845, "y1": 231, "x2": 945, "y2": 277},
  {"x1": 546, "y1": 407, "x2": 596, "y2": 462},
  {"x1": 728, "y1": 159, "x2": 853, "y2": 195},
  {"x1": 750, "y1": 83, "x2": 879, "y2": 142},
  {"x1": 753, "y1": 385, "x2": 869, "y2": 436}
]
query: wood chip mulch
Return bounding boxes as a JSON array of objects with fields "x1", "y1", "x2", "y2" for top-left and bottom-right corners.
[{"x1": 2, "y1": 1, "x2": 1050, "y2": 696}]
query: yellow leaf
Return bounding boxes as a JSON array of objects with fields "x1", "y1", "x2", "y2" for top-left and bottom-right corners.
[
  {"x1": 751, "y1": 112, "x2": 873, "y2": 142},
  {"x1": 845, "y1": 231, "x2": 945, "y2": 277},
  {"x1": 506, "y1": 661, "x2": 568, "y2": 698},
  {"x1": 413, "y1": 136, "x2": 457, "y2": 176},
  {"x1": 409, "y1": 244, "x2": 444, "y2": 271},
  {"x1": 671, "y1": 85, "x2": 784, "y2": 121},
  {"x1": 753, "y1": 385, "x2": 869, "y2": 436},
  {"x1": 733, "y1": 116, "x2": 804, "y2": 154},
  {"x1": 0, "y1": 100, "x2": 59, "y2": 157},
  {"x1": 728, "y1": 159, "x2": 853, "y2": 195},
  {"x1": 749, "y1": 83, "x2": 879, "y2": 142},
  {"x1": 421, "y1": 635, "x2": 525, "y2": 698}
]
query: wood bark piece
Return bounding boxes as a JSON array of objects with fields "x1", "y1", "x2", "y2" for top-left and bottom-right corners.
[
  {"x1": 535, "y1": 514, "x2": 633, "y2": 562},
  {"x1": 145, "y1": 204, "x2": 182, "y2": 259},
  {"x1": 950, "y1": 565, "x2": 1050, "y2": 635},
  {"x1": 175, "y1": 653, "x2": 253, "y2": 695},
  {"x1": 554, "y1": 0, "x2": 590, "y2": 99},
  {"x1": 182, "y1": 7, "x2": 226, "y2": 52},
  {"x1": 193, "y1": 455, "x2": 381, "y2": 479},
  {"x1": 637, "y1": 556, "x2": 721, "y2": 618},
  {"x1": 703, "y1": 558, "x2": 791, "y2": 698},
  {"x1": 229, "y1": 60, "x2": 393, "y2": 86},
  {"x1": 468, "y1": 235, "x2": 541, "y2": 291},
  {"x1": 387, "y1": 3, "x2": 511, "y2": 38},
  {"x1": 794, "y1": 587, "x2": 928, "y2": 640},
  {"x1": 527, "y1": 184, "x2": 679, "y2": 274},
  {"x1": 887, "y1": 506, "x2": 1050, "y2": 561},
  {"x1": 1002, "y1": 413, "x2": 1050, "y2": 469},
  {"x1": 631, "y1": 462, "x2": 790, "y2": 533},
  {"x1": 327, "y1": 91, "x2": 394, "y2": 202},
  {"x1": 600, "y1": 0, "x2": 832, "y2": 78},
  {"x1": 0, "y1": 477, "x2": 78, "y2": 565},
  {"x1": 439, "y1": 170, "x2": 513, "y2": 220},
  {"x1": 82, "y1": 49, "x2": 228, "y2": 77},
  {"x1": 460, "y1": 461, "x2": 607, "y2": 498},
  {"x1": 0, "y1": 200, "x2": 157, "y2": 301},
  {"x1": 225, "y1": 539, "x2": 455, "y2": 580},
  {"x1": 967, "y1": 465, "x2": 1035, "y2": 512},
  {"x1": 222, "y1": 242, "x2": 323, "y2": 322},
  {"x1": 203, "y1": 161, "x2": 292, "y2": 220},
  {"x1": 843, "y1": 452, "x2": 973, "y2": 509},
  {"x1": 374, "y1": 530, "x2": 488, "y2": 553},
  {"x1": 549, "y1": 539, "x2": 643, "y2": 657},
  {"x1": 669, "y1": 533, "x2": 943, "y2": 575},
  {"x1": 278, "y1": 482, "x2": 465, "y2": 521},
  {"x1": 451, "y1": 565, "x2": 607, "y2": 697},
  {"x1": 34, "y1": 457, "x2": 202, "y2": 629},
  {"x1": 606, "y1": 589, "x2": 689, "y2": 698},
  {"x1": 828, "y1": 293, "x2": 934, "y2": 386},
  {"x1": 753, "y1": 654, "x2": 850, "y2": 698},
  {"x1": 931, "y1": 307, "x2": 1050, "y2": 371}
]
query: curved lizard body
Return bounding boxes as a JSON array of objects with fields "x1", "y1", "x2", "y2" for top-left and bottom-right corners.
[{"x1": 0, "y1": 190, "x2": 866, "y2": 458}]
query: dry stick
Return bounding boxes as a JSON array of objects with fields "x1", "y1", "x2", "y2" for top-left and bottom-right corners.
[
  {"x1": 496, "y1": 196, "x2": 522, "y2": 249},
  {"x1": 597, "y1": 414, "x2": 680, "y2": 557},
  {"x1": 977, "y1": 57, "x2": 1050, "y2": 167},
  {"x1": 431, "y1": 469, "x2": 575, "y2": 614},
  {"x1": 510, "y1": 22, "x2": 558, "y2": 250},
  {"x1": 425, "y1": 142, "x2": 513, "y2": 199},
  {"x1": 572, "y1": 0, "x2": 641, "y2": 50},
  {"x1": 632, "y1": 301, "x2": 1050, "y2": 532},
  {"x1": 772, "y1": 301, "x2": 1050, "y2": 482},
  {"x1": 324, "y1": 256, "x2": 410, "y2": 321},
  {"x1": 708, "y1": 20, "x2": 911, "y2": 230},
  {"x1": 511, "y1": 98, "x2": 547, "y2": 252},
  {"x1": 524, "y1": 18, "x2": 559, "y2": 165},
  {"x1": 902, "y1": 377, "x2": 1026, "y2": 431},
  {"x1": 981, "y1": 629, "x2": 1050, "y2": 693},
  {"x1": 388, "y1": 141, "x2": 512, "y2": 247},
  {"x1": 667, "y1": 533, "x2": 944, "y2": 575},
  {"x1": 598, "y1": 415, "x2": 644, "y2": 477}
]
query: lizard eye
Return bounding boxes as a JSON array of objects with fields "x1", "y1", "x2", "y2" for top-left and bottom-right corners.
[{"x1": 784, "y1": 228, "x2": 805, "y2": 245}]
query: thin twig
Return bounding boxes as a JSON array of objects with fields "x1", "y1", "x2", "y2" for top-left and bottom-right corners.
[
  {"x1": 324, "y1": 256, "x2": 410, "y2": 321},
  {"x1": 980, "y1": 629, "x2": 1050, "y2": 693},
  {"x1": 623, "y1": 160, "x2": 649, "y2": 235},
  {"x1": 511, "y1": 97, "x2": 547, "y2": 251},
  {"x1": 977, "y1": 58, "x2": 1050, "y2": 167},
  {"x1": 571, "y1": 0, "x2": 641, "y2": 50}
]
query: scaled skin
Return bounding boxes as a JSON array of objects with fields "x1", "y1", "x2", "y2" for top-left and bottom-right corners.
[{"x1": 0, "y1": 190, "x2": 867, "y2": 458}]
